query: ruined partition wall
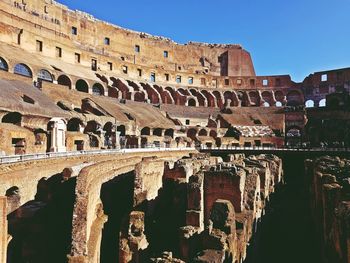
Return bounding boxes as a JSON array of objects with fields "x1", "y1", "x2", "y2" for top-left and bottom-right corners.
[{"x1": 306, "y1": 156, "x2": 350, "y2": 263}]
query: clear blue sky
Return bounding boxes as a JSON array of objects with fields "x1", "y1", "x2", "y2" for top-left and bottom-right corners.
[{"x1": 59, "y1": 0, "x2": 350, "y2": 82}]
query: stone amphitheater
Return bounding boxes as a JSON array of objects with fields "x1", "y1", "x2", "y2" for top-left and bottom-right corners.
[{"x1": 0, "y1": 0, "x2": 349, "y2": 262}]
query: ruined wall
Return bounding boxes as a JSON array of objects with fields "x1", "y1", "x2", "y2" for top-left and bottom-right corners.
[{"x1": 306, "y1": 156, "x2": 350, "y2": 263}]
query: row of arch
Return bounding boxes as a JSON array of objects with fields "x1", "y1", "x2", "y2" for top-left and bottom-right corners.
[{"x1": 0, "y1": 56, "x2": 305, "y2": 107}]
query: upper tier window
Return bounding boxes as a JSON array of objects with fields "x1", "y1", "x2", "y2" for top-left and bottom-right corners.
[
  {"x1": 72, "y1": 26, "x2": 78, "y2": 35},
  {"x1": 164, "y1": 51, "x2": 169, "y2": 58},
  {"x1": 14, "y1": 63, "x2": 32, "y2": 78},
  {"x1": 263, "y1": 79, "x2": 268, "y2": 86},
  {"x1": 176, "y1": 76, "x2": 181, "y2": 83},
  {"x1": 0, "y1": 57, "x2": 8, "y2": 71},
  {"x1": 188, "y1": 77, "x2": 193, "y2": 85},
  {"x1": 104, "y1": 37, "x2": 110, "y2": 45},
  {"x1": 38, "y1": 69, "x2": 53, "y2": 82},
  {"x1": 150, "y1": 73, "x2": 156, "y2": 82},
  {"x1": 321, "y1": 74, "x2": 328, "y2": 82},
  {"x1": 91, "y1": 59, "x2": 97, "y2": 71},
  {"x1": 36, "y1": 40, "x2": 43, "y2": 52},
  {"x1": 135, "y1": 45, "x2": 140, "y2": 53}
]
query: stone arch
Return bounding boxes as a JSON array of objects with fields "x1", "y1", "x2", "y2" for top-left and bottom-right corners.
[
  {"x1": 189, "y1": 89, "x2": 206, "y2": 106},
  {"x1": 275, "y1": 101, "x2": 283, "y2": 107},
  {"x1": 6, "y1": 186, "x2": 21, "y2": 213},
  {"x1": 67, "y1": 118, "x2": 84, "y2": 132},
  {"x1": 0, "y1": 56, "x2": 9, "y2": 71},
  {"x1": 209, "y1": 130, "x2": 217, "y2": 138},
  {"x1": 2, "y1": 112, "x2": 22, "y2": 125},
  {"x1": 224, "y1": 91, "x2": 239, "y2": 107},
  {"x1": 198, "y1": 129, "x2": 208, "y2": 136},
  {"x1": 57, "y1": 74, "x2": 72, "y2": 88},
  {"x1": 111, "y1": 78, "x2": 131, "y2": 100},
  {"x1": 38, "y1": 69, "x2": 53, "y2": 82},
  {"x1": 305, "y1": 99, "x2": 315, "y2": 108},
  {"x1": 14, "y1": 63, "x2": 32, "y2": 78},
  {"x1": 84, "y1": 120, "x2": 102, "y2": 134},
  {"x1": 286, "y1": 90, "x2": 303, "y2": 106},
  {"x1": 248, "y1": 91, "x2": 260, "y2": 106},
  {"x1": 262, "y1": 91, "x2": 274, "y2": 106},
  {"x1": 165, "y1": 129, "x2": 174, "y2": 138},
  {"x1": 318, "y1": 99, "x2": 326, "y2": 107},
  {"x1": 92, "y1": 83, "x2": 104, "y2": 96},
  {"x1": 201, "y1": 90, "x2": 216, "y2": 107},
  {"x1": 187, "y1": 98, "x2": 197, "y2": 107},
  {"x1": 134, "y1": 91, "x2": 146, "y2": 102},
  {"x1": 187, "y1": 128, "x2": 197, "y2": 140},
  {"x1": 212, "y1": 91, "x2": 224, "y2": 108},
  {"x1": 167, "y1": 87, "x2": 186, "y2": 105},
  {"x1": 76, "y1": 79, "x2": 89, "y2": 93},
  {"x1": 153, "y1": 128, "x2": 163, "y2": 136},
  {"x1": 141, "y1": 83, "x2": 160, "y2": 104},
  {"x1": 274, "y1": 90, "x2": 285, "y2": 102},
  {"x1": 141, "y1": 127, "x2": 151, "y2": 136},
  {"x1": 117, "y1": 125, "x2": 126, "y2": 137}
]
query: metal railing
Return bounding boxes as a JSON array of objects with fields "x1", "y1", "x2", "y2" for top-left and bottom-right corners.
[
  {"x1": 200, "y1": 145, "x2": 350, "y2": 152},
  {"x1": 0, "y1": 145, "x2": 195, "y2": 165}
]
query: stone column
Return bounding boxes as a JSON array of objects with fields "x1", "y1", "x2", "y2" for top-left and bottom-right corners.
[{"x1": 0, "y1": 197, "x2": 7, "y2": 263}]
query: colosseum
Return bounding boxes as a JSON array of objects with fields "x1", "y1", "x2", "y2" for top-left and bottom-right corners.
[{"x1": 0, "y1": 0, "x2": 349, "y2": 262}]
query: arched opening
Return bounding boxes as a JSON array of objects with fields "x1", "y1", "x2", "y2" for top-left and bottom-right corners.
[
  {"x1": 57, "y1": 75, "x2": 72, "y2": 88},
  {"x1": 224, "y1": 91, "x2": 239, "y2": 107},
  {"x1": 141, "y1": 127, "x2": 150, "y2": 136},
  {"x1": 263, "y1": 102, "x2": 270, "y2": 107},
  {"x1": 67, "y1": 118, "x2": 84, "y2": 132},
  {"x1": 6, "y1": 186, "x2": 21, "y2": 213},
  {"x1": 275, "y1": 101, "x2": 283, "y2": 107},
  {"x1": 117, "y1": 125, "x2": 126, "y2": 137},
  {"x1": 318, "y1": 99, "x2": 326, "y2": 107},
  {"x1": 262, "y1": 91, "x2": 274, "y2": 106},
  {"x1": 153, "y1": 128, "x2": 163, "y2": 137},
  {"x1": 84, "y1": 120, "x2": 102, "y2": 134},
  {"x1": 165, "y1": 129, "x2": 174, "y2": 138},
  {"x1": 249, "y1": 91, "x2": 260, "y2": 106},
  {"x1": 209, "y1": 130, "x2": 217, "y2": 138},
  {"x1": 286, "y1": 126, "x2": 302, "y2": 147},
  {"x1": 286, "y1": 90, "x2": 303, "y2": 106},
  {"x1": 76, "y1": 79, "x2": 89, "y2": 93},
  {"x1": 103, "y1": 122, "x2": 114, "y2": 148},
  {"x1": 212, "y1": 91, "x2": 224, "y2": 108},
  {"x1": 92, "y1": 83, "x2": 104, "y2": 96},
  {"x1": 198, "y1": 129, "x2": 208, "y2": 136},
  {"x1": 0, "y1": 57, "x2": 9, "y2": 71},
  {"x1": 2, "y1": 112, "x2": 22, "y2": 125},
  {"x1": 187, "y1": 128, "x2": 197, "y2": 140},
  {"x1": 188, "y1": 98, "x2": 196, "y2": 107},
  {"x1": 134, "y1": 91, "x2": 146, "y2": 102},
  {"x1": 14, "y1": 63, "x2": 32, "y2": 78},
  {"x1": 305, "y1": 100, "x2": 315, "y2": 108},
  {"x1": 38, "y1": 69, "x2": 53, "y2": 82}
]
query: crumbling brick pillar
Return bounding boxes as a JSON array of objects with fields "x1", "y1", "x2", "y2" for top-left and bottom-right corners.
[
  {"x1": 0, "y1": 197, "x2": 7, "y2": 263},
  {"x1": 186, "y1": 173, "x2": 204, "y2": 231}
]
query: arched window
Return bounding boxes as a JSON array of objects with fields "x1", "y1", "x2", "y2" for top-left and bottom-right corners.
[
  {"x1": 153, "y1": 128, "x2": 163, "y2": 136},
  {"x1": 57, "y1": 75, "x2": 72, "y2": 88},
  {"x1": 188, "y1": 98, "x2": 196, "y2": 107},
  {"x1": 319, "y1": 98, "x2": 326, "y2": 107},
  {"x1": 263, "y1": 102, "x2": 270, "y2": 107},
  {"x1": 198, "y1": 129, "x2": 208, "y2": 136},
  {"x1": 117, "y1": 125, "x2": 126, "y2": 136},
  {"x1": 165, "y1": 129, "x2": 174, "y2": 138},
  {"x1": 141, "y1": 127, "x2": 151, "y2": 136},
  {"x1": 305, "y1": 100, "x2": 315, "y2": 108},
  {"x1": 76, "y1": 79, "x2": 89, "y2": 93},
  {"x1": 67, "y1": 118, "x2": 84, "y2": 132},
  {"x1": 38, "y1": 69, "x2": 53, "y2": 82},
  {"x1": 14, "y1": 63, "x2": 32, "y2": 78},
  {"x1": 2, "y1": 112, "x2": 22, "y2": 125},
  {"x1": 275, "y1": 101, "x2": 283, "y2": 107},
  {"x1": 0, "y1": 57, "x2": 8, "y2": 71},
  {"x1": 92, "y1": 83, "x2": 104, "y2": 96}
]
